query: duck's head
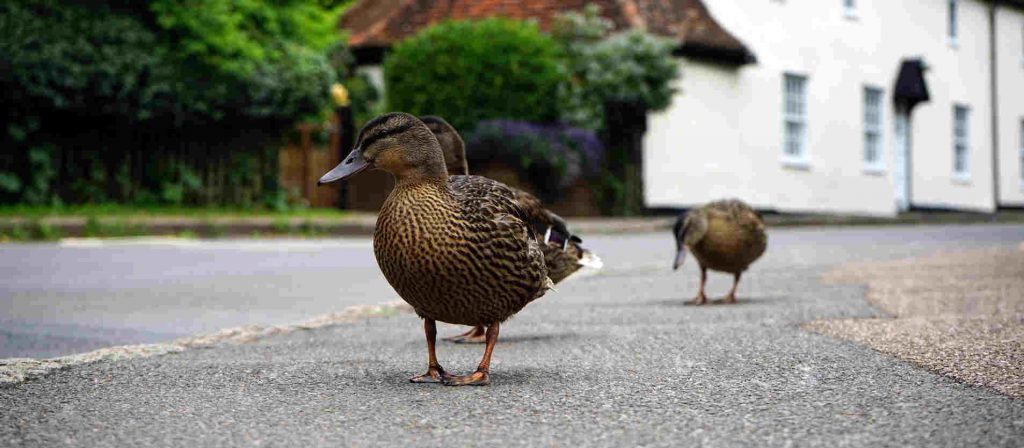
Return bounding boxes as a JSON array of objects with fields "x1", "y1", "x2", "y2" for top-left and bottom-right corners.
[
  {"x1": 419, "y1": 115, "x2": 468, "y2": 176},
  {"x1": 318, "y1": 112, "x2": 446, "y2": 185},
  {"x1": 672, "y1": 215, "x2": 687, "y2": 270}
]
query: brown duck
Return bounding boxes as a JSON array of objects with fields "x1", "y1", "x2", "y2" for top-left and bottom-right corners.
[
  {"x1": 673, "y1": 199, "x2": 767, "y2": 304},
  {"x1": 318, "y1": 113, "x2": 552, "y2": 386},
  {"x1": 420, "y1": 115, "x2": 602, "y2": 343}
]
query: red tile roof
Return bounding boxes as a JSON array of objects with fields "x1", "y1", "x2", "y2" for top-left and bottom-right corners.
[{"x1": 340, "y1": 0, "x2": 755, "y2": 65}]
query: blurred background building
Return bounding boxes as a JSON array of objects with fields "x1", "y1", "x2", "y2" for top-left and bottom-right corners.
[
  {"x1": 341, "y1": 0, "x2": 1024, "y2": 216},
  {"x1": 645, "y1": 0, "x2": 1024, "y2": 215}
]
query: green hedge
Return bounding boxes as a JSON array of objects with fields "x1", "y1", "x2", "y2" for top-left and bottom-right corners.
[{"x1": 383, "y1": 18, "x2": 567, "y2": 132}]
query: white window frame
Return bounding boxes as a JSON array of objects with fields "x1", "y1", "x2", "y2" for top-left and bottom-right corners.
[
  {"x1": 843, "y1": 0, "x2": 858, "y2": 19},
  {"x1": 1019, "y1": 119, "x2": 1024, "y2": 190},
  {"x1": 953, "y1": 104, "x2": 970, "y2": 181},
  {"x1": 782, "y1": 73, "x2": 809, "y2": 168},
  {"x1": 862, "y1": 86, "x2": 885, "y2": 173},
  {"x1": 947, "y1": 0, "x2": 959, "y2": 48}
]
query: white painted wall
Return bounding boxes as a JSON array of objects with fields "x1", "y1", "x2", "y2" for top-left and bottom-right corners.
[
  {"x1": 645, "y1": 0, "x2": 1005, "y2": 214},
  {"x1": 996, "y1": 5, "x2": 1024, "y2": 207}
]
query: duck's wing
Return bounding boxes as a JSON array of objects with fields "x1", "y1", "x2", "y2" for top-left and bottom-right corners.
[
  {"x1": 449, "y1": 175, "x2": 551, "y2": 300},
  {"x1": 707, "y1": 199, "x2": 765, "y2": 234},
  {"x1": 510, "y1": 188, "x2": 599, "y2": 283},
  {"x1": 512, "y1": 189, "x2": 581, "y2": 245}
]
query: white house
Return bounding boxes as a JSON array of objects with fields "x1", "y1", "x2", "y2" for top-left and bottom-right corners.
[
  {"x1": 645, "y1": 0, "x2": 1024, "y2": 214},
  {"x1": 340, "y1": 0, "x2": 1024, "y2": 215}
]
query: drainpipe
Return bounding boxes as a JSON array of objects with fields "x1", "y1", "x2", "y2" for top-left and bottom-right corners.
[{"x1": 989, "y1": 0, "x2": 1000, "y2": 210}]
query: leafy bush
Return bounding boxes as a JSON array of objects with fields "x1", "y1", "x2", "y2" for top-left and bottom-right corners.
[
  {"x1": 384, "y1": 19, "x2": 567, "y2": 132},
  {"x1": 552, "y1": 6, "x2": 680, "y2": 130},
  {"x1": 465, "y1": 120, "x2": 604, "y2": 202},
  {"x1": 0, "y1": 0, "x2": 346, "y2": 206}
]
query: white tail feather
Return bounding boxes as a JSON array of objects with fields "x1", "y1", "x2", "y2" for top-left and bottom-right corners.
[
  {"x1": 578, "y1": 250, "x2": 603, "y2": 270},
  {"x1": 543, "y1": 276, "x2": 556, "y2": 292}
]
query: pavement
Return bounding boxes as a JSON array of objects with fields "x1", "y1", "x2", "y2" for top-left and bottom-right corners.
[
  {"x1": 806, "y1": 248, "x2": 1024, "y2": 398},
  {"x1": 1, "y1": 224, "x2": 1023, "y2": 446}
]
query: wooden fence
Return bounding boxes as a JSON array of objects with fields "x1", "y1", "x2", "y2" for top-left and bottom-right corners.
[{"x1": 278, "y1": 122, "x2": 343, "y2": 208}]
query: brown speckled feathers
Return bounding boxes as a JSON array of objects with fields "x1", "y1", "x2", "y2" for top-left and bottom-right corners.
[
  {"x1": 677, "y1": 199, "x2": 767, "y2": 274},
  {"x1": 420, "y1": 115, "x2": 594, "y2": 284},
  {"x1": 374, "y1": 174, "x2": 549, "y2": 326}
]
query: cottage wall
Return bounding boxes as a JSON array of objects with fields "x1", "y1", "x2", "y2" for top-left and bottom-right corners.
[
  {"x1": 645, "y1": 0, "x2": 1015, "y2": 214},
  {"x1": 996, "y1": 5, "x2": 1024, "y2": 207}
]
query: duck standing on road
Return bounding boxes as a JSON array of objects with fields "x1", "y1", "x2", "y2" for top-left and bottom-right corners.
[
  {"x1": 318, "y1": 113, "x2": 552, "y2": 386},
  {"x1": 673, "y1": 199, "x2": 767, "y2": 305},
  {"x1": 419, "y1": 115, "x2": 602, "y2": 343}
]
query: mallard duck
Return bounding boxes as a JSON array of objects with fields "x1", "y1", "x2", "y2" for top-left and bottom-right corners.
[
  {"x1": 420, "y1": 115, "x2": 602, "y2": 343},
  {"x1": 673, "y1": 199, "x2": 767, "y2": 305},
  {"x1": 318, "y1": 113, "x2": 551, "y2": 386}
]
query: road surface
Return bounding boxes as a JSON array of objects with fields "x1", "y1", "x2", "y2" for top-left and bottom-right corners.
[{"x1": 1, "y1": 225, "x2": 1022, "y2": 446}]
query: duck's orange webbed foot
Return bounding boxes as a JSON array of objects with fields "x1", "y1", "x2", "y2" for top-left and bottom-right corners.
[
  {"x1": 442, "y1": 370, "x2": 490, "y2": 387},
  {"x1": 409, "y1": 365, "x2": 453, "y2": 384},
  {"x1": 443, "y1": 326, "x2": 486, "y2": 344}
]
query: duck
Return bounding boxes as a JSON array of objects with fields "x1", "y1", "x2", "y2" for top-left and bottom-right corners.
[
  {"x1": 318, "y1": 113, "x2": 551, "y2": 386},
  {"x1": 419, "y1": 115, "x2": 602, "y2": 343},
  {"x1": 672, "y1": 199, "x2": 767, "y2": 305}
]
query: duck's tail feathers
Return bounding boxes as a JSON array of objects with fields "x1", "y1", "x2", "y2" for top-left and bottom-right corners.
[
  {"x1": 543, "y1": 276, "x2": 556, "y2": 292},
  {"x1": 578, "y1": 249, "x2": 603, "y2": 270}
]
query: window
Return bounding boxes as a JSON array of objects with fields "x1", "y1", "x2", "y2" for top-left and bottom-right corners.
[
  {"x1": 1019, "y1": 120, "x2": 1024, "y2": 188},
  {"x1": 947, "y1": 0, "x2": 958, "y2": 46},
  {"x1": 843, "y1": 0, "x2": 857, "y2": 18},
  {"x1": 863, "y1": 87, "x2": 884, "y2": 171},
  {"x1": 783, "y1": 74, "x2": 808, "y2": 165},
  {"x1": 953, "y1": 105, "x2": 970, "y2": 179}
]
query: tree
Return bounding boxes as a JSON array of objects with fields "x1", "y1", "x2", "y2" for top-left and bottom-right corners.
[
  {"x1": 0, "y1": 0, "x2": 347, "y2": 206},
  {"x1": 551, "y1": 5, "x2": 681, "y2": 215},
  {"x1": 552, "y1": 5, "x2": 679, "y2": 131}
]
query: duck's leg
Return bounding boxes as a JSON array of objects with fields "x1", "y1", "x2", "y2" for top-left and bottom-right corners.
[
  {"x1": 691, "y1": 264, "x2": 708, "y2": 305},
  {"x1": 410, "y1": 319, "x2": 452, "y2": 383},
  {"x1": 442, "y1": 325, "x2": 486, "y2": 344},
  {"x1": 444, "y1": 323, "x2": 499, "y2": 386},
  {"x1": 723, "y1": 272, "x2": 741, "y2": 304}
]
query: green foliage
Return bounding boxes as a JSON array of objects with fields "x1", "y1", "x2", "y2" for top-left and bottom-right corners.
[
  {"x1": 0, "y1": 172, "x2": 21, "y2": 195},
  {"x1": 384, "y1": 19, "x2": 567, "y2": 132},
  {"x1": 552, "y1": 6, "x2": 680, "y2": 129},
  {"x1": 150, "y1": 0, "x2": 340, "y2": 78},
  {"x1": 22, "y1": 145, "x2": 58, "y2": 206},
  {"x1": 0, "y1": 0, "x2": 347, "y2": 207}
]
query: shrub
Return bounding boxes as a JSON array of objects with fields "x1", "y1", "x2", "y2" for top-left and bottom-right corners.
[
  {"x1": 464, "y1": 120, "x2": 604, "y2": 203},
  {"x1": 552, "y1": 6, "x2": 680, "y2": 130},
  {"x1": 384, "y1": 19, "x2": 567, "y2": 132}
]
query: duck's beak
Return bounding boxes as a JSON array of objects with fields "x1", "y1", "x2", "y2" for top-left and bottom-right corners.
[
  {"x1": 672, "y1": 246, "x2": 686, "y2": 271},
  {"x1": 318, "y1": 147, "x2": 370, "y2": 185}
]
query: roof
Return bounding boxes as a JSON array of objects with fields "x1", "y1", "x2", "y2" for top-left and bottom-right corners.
[{"x1": 340, "y1": 0, "x2": 756, "y2": 65}]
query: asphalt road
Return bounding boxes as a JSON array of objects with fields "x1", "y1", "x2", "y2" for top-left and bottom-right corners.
[
  {"x1": 0, "y1": 238, "x2": 387, "y2": 359},
  {"x1": 2, "y1": 225, "x2": 1023, "y2": 446}
]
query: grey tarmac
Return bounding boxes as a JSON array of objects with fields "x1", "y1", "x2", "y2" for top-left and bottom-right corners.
[{"x1": 1, "y1": 225, "x2": 1023, "y2": 446}]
